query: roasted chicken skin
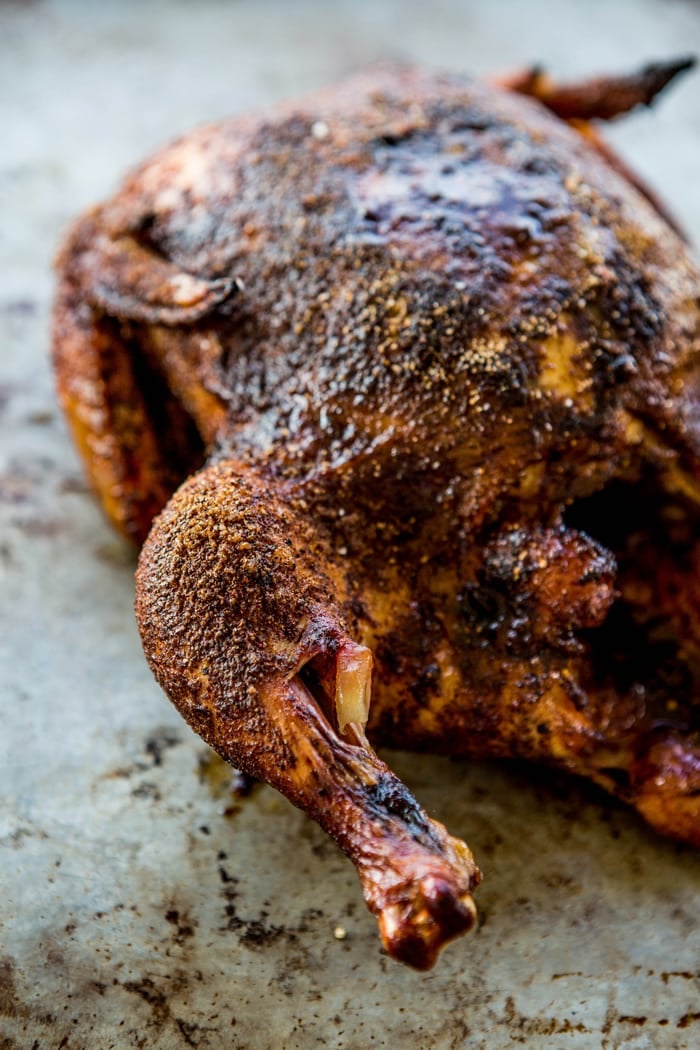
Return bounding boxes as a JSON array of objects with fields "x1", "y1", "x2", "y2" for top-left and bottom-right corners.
[{"x1": 52, "y1": 61, "x2": 700, "y2": 970}]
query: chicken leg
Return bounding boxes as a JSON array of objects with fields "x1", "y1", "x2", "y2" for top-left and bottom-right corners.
[{"x1": 135, "y1": 461, "x2": 480, "y2": 969}]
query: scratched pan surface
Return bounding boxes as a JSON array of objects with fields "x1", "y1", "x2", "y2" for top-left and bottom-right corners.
[{"x1": 2, "y1": 1, "x2": 700, "y2": 1047}]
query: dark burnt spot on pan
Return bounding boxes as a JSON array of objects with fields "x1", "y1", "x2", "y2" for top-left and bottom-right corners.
[{"x1": 144, "y1": 726, "x2": 182, "y2": 766}]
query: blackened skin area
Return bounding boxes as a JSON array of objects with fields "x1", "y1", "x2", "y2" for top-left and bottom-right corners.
[{"x1": 53, "y1": 63, "x2": 700, "y2": 968}]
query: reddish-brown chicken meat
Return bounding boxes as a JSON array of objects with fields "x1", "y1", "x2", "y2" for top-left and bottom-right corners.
[{"x1": 52, "y1": 61, "x2": 700, "y2": 970}]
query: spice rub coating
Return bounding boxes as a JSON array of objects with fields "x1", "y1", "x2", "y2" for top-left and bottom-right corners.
[{"x1": 53, "y1": 63, "x2": 700, "y2": 969}]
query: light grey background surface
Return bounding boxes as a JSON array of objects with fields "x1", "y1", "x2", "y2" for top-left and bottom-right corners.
[{"x1": 2, "y1": 1, "x2": 700, "y2": 1047}]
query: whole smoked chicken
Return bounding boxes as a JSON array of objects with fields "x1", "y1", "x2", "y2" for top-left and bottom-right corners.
[{"x1": 53, "y1": 61, "x2": 700, "y2": 969}]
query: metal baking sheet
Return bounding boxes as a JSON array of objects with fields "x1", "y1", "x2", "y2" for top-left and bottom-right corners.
[{"x1": 2, "y1": 1, "x2": 700, "y2": 1047}]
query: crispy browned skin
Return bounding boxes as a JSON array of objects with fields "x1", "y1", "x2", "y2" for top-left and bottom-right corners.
[
  {"x1": 52, "y1": 63, "x2": 700, "y2": 969},
  {"x1": 497, "y1": 57, "x2": 695, "y2": 237}
]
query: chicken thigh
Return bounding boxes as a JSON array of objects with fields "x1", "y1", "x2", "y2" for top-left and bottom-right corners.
[{"x1": 53, "y1": 61, "x2": 700, "y2": 969}]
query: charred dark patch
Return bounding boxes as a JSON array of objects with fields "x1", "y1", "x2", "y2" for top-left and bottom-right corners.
[
  {"x1": 0, "y1": 958, "x2": 28, "y2": 1021},
  {"x1": 122, "y1": 977, "x2": 171, "y2": 1028},
  {"x1": 499, "y1": 994, "x2": 590, "y2": 1036},
  {"x1": 375, "y1": 602, "x2": 447, "y2": 685},
  {"x1": 165, "y1": 908, "x2": 197, "y2": 944},
  {"x1": 365, "y1": 773, "x2": 442, "y2": 850},
  {"x1": 457, "y1": 579, "x2": 511, "y2": 648},
  {"x1": 144, "y1": 727, "x2": 181, "y2": 766},
  {"x1": 661, "y1": 971, "x2": 697, "y2": 983},
  {"x1": 132, "y1": 332, "x2": 207, "y2": 482},
  {"x1": 131, "y1": 781, "x2": 162, "y2": 801},
  {"x1": 677, "y1": 1012, "x2": 700, "y2": 1028},
  {"x1": 566, "y1": 471, "x2": 700, "y2": 734},
  {"x1": 219, "y1": 893, "x2": 288, "y2": 949},
  {"x1": 0, "y1": 826, "x2": 49, "y2": 849}
]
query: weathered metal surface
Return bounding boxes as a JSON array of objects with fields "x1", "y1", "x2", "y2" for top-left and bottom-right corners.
[{"x1": 1, "y1": 1, "x2": 700, "y2": 1047}]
